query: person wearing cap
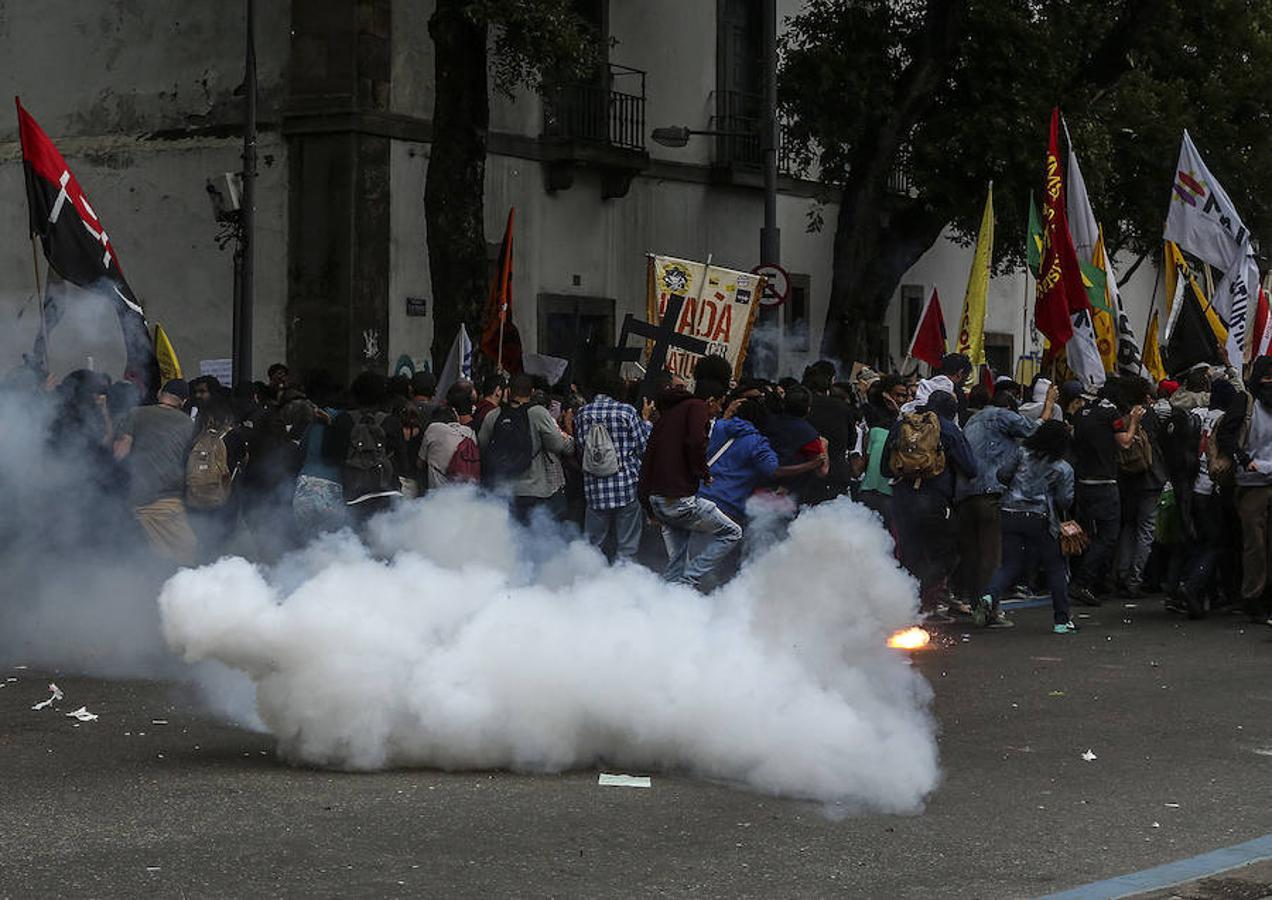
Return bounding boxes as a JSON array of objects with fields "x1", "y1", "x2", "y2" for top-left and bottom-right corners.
[
  {"x1": 1068, "y1": 378, "x2": 1145, "y2": 607},
  {"x1": 113, "y1": 379, "x2": 199, "y2": 565}
]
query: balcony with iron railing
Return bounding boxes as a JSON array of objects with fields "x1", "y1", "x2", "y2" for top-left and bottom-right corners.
[
  {"x1": 709, "y1": 89, "x2": 798, "y2": 178},
  {"x1": 540, "y1": 63, "x2": 650, "y2": 199},
  {"x1": 542, "y1": 63, "x2": 647, "y2": 151}
]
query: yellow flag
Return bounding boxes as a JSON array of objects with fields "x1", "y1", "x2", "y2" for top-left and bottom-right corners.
[
  {"x1": 955, "y1": 184, "x2": 994, "y2": 365},
  {"x1": 1091, "y1": 234, "x2": 1116, "y2": 372},
  {"x1": 1166, "y1": 242, "x2": 1228, "y2": 345},
  {"x1": 154, "y1": 324, "x2": 182, "y2": 383},
  {"x1": 1164, "y1": 242, "x2": 1178, "y2": 318},
  {"x1": 1143, "y1": 312, "x2": 1168, "y2": 383}
]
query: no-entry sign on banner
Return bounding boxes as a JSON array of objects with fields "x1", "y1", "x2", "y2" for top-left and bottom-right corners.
[{"x1": 646, "y1": 255, "x2": 764, "y2": 387}]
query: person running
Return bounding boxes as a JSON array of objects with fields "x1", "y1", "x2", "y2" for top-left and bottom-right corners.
[
  {"x1": 977, "y1": 420, "x2": 1077, "y2": 633},
  {"x1": 639, "y1": 378, "x2": 741, "y2": 589}
]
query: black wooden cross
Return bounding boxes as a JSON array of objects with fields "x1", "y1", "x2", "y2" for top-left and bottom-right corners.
[{"x1": 602, "y1": 294, "x2": 710, "y2": 396}]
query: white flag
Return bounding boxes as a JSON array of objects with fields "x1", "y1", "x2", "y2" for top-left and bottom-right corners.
[
  {"x1": 1065, "y1": 126, "x2": 1099, "y2": 263},
  {"x1": 436, "y1": 324, "x2": 473, "y2": 398},
  {"x1": 1164, "y1": 131, "x2": 1249, "y2": 271},
  {"x1": 1218, "y1": 243, "x2": 1259, "y2": 360},
  {"x1": 1066, "y1": 309, "x2": 1106, "y2": 390},
  {"x1": 1103, "y1": 249, "x2": 1145, "y2": 376}
]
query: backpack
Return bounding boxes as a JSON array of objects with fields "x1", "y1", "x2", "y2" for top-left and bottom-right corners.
[
  {"x1": 889, "y1": 412, "x2": 946, "y2": 486},
  {"x1": 445, "y1": 434, "x2": 482, "y2": 483},
  {"x1": 342, "y1": 411, "x2": 396, "y2": 500},
  {"x1": 483, "y1": 405, "x2": 535, "y2": 484},
  {"x1": 1208, "y1": 391, "x2": 1254, "y2": 484},
  {"x1": 1117, "y1": 427, "x2": 1153, "y2": 475},
  {"x1": 187, "y1": 427, "x2": 233, "y2": 510},
  {"x1": 581, "y1": 420, "x2": 619, "y2": 477}
]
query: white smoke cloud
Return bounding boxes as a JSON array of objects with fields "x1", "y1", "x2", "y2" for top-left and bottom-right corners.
[{"x1": 159, "y1": 489, "x2": 939, "y2": 811}]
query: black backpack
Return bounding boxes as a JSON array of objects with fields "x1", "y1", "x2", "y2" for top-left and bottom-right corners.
[
  {"x1": 483, "y1": 405, "x2": 535, "y2": 484},
  {"x1": 343, "y1": 411, "x2": 396, "y2": 500}
]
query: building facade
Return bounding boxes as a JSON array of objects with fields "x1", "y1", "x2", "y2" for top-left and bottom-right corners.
[{"x1": 0, "y1": 1, "x2": 1160, "y2": 387}]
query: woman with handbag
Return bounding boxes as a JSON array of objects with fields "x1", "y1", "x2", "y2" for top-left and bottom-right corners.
[{"x1": 974, "y1": 421, "x2": 1080, "y2": 634}]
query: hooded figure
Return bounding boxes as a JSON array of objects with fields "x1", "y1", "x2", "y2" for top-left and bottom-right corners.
[{"x1": 901, "y1": 375, "x2": 956, "y2": 415}]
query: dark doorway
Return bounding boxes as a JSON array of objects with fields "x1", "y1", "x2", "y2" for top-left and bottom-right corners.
[{"x1": 537, "y1": 294, "x2": 616, "y2": 387}]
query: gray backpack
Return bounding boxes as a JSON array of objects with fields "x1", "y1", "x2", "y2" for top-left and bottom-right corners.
[{"x1": 582, "y1": 421, "x2": 619, "y2": 477}]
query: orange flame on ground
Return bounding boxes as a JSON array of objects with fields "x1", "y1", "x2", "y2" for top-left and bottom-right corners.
[{"x1": 887, "y1": 626, "x2": 932, "y2": 651}]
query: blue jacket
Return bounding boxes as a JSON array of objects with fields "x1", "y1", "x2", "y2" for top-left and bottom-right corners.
[
  {"x1": 999, "y1": 450, "x2": 1075, "y2": 536},
  {"x1": 883, "y1": 413, "x2": 978, "y2": 502},
  {"x1": 956, "y1": 406, "x2": 1038, "y2": 501},
  {"x1": 698, "y1": 417, "x2": 779, "y2": 519}
]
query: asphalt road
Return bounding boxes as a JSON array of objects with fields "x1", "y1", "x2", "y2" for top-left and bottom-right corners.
[{"x1": 3, "y1": 600, "x2": 1272, "y2": 899}]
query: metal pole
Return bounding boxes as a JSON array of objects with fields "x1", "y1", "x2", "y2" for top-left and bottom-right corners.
[
  {"x1": 760, "y1": 0, "x2": 780, "y2": 267},
  {"x1": 30, "y1": 234, "x2": 49, "y2": 372},
  {"x1": 234, "y1": 0, "x2": 257, "y2": 386}
]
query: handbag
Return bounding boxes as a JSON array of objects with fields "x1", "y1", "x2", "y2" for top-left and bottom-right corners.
[{"x1": 1058, "y1": 520, "x2": 1089, "y2": 556}]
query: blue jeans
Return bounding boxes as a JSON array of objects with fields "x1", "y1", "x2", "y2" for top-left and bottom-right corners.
[
  {"x1": 584, "y1": 499, "x2": 645, "y2": 563},
  {"x1": 649, "y1": 494, "x2": 742, "y2": 587},
  {"x1": 986, "y1": 511, "x2": 1071, "y2": 625}
]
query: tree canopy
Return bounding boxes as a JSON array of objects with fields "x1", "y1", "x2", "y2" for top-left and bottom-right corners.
[{"x1": 779, "y1": 0, "x2": 1272, "y2": 359}]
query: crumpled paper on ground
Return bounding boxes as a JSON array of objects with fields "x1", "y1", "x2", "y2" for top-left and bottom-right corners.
[{"x1": 31, "y1": 683, "x2": 63, "y2": 711}]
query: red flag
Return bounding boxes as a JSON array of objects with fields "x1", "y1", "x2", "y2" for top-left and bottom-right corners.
[
  {"x1": 1034, "y1": 108, "x2": 1088, "y2": 346},
  {"x1": 907, "y1": 288, "x2": 947, "y2": 368},
  {"x1": 980, "y1": 364, "x2": 995, "y2": 397},
  {"x1": 1252, "y1": 286, "x2": 1272, "y2": 360},
  {"x1": 17, "y1": 97, "x2": 156, "y2": 393},
  {"x1": 479, "y1": 208, "x2": 522, "y2": 374}
]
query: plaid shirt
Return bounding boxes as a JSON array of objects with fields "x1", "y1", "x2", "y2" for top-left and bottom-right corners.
[{"x1": 574, "y1": 395, "x2": 651, "y2": 510}]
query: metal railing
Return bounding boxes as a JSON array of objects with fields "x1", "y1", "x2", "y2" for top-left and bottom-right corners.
[
  {"x1": 710, "y1": 89, "x2": 797, "y2": 175},
  {"x1": 542, "y1": 63, "x2": 647, "y2": 152}
]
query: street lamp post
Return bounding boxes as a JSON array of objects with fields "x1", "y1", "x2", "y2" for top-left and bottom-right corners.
[
  {"x1": 760, "y1": 0, "x2": 779, "y2": 268},
  {"x1": 233, "y1": 0, "x2": 257, "y2": 386}
]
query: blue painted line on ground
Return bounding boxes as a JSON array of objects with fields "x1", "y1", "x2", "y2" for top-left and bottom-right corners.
[
  {"x1": 1000, "y1": 597, "x2": 1052, "y2": 610},
  {"x1": 1038, "y1": 833, "x2": 1272, "y2": 899}
]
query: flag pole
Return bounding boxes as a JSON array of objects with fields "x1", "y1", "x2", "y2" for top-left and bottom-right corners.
[{"x1": 30, "y1": 234, "x2": 48, "y2": 372}]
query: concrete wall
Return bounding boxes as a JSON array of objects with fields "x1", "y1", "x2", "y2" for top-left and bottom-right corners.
[{"x1": 0, "y1": 0, "x2": 291, "y2": 383}]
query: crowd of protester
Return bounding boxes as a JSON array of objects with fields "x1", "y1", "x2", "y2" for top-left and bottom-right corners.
[{"x1": 8, "y1": 348, "x2": 1271, "y2": 635}]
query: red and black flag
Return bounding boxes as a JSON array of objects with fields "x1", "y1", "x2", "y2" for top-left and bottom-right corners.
[
  {"x1": 17, "y1": 97, "x2": 156, "y2": 394},
  {"x1": 479, "y1": 207, "x2": 523, "y2": 374}
]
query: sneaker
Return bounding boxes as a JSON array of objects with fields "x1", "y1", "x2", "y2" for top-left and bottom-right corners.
[
  {"x1": 921, "y1": 609, "x2": 955, "y2": 626},
  {"x1": 948, "y1": 598, "x2": 974, "y2": 617},
  {"x1": 1164, "y1": 588, "x2": 1187, "y2": 615},
  {"x1": 1053, "y1": 621, "x2": 1079, "y2": 634},
  {"x1": 1071, "y1": 585, "x2": 1102, "y2": 607},
  {"x1": 987, "y1": 610, "x2": 1014, "y2": 629},
  {"x1": 971, "y1": 595, "x2": 992, "y2": 628}
]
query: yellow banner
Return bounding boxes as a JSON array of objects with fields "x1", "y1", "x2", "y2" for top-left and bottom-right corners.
[
  {"x1": 955, "y1": 185, "x2": 994, "y2": 366},
  {"x1": 646, "y1": 255, "x2": 763, "y2": 388},
  {"x1": 154, "y1": 323, "x2": 182, "y2": 383},
  {"x1": 1143, "y1": 312, "x2": 1168, "y2": 383}
]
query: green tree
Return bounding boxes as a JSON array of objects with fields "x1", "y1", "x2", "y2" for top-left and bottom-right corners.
[
  {"x1": 425, "y1": 0, "x2": 599, "y2": 370},
  {"x1": 780, "y1": 0, "x2": 1272, "y2": 364}
]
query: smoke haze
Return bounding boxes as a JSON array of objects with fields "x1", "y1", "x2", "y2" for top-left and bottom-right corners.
[{"x1": 159, "y1": 489, "x2": 939, "y2": 810}]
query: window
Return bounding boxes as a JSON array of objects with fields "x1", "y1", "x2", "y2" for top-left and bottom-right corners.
[
  {"x1": 715, "y1": 0, "x2": 763, "y2": 166},
  {"x1": 785, "y1": 274, "x2": 810, "y2": 352}
]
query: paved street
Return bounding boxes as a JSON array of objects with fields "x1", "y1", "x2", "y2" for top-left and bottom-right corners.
[{"x1": 3, "y1": 600, "x2": 1272, "y2": 899}]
